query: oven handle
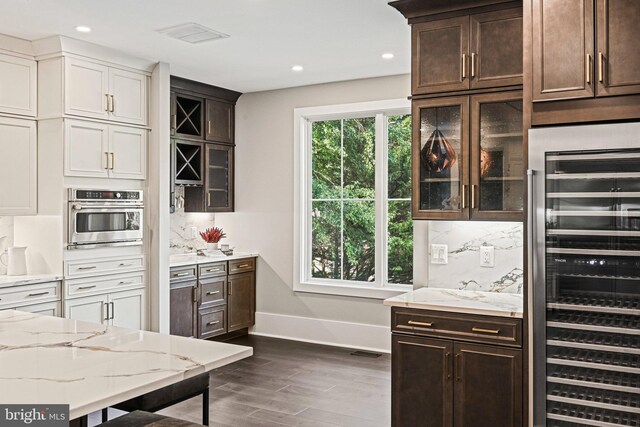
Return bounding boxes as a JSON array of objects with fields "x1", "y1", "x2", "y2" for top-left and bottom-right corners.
[{"x1": 70, "y1": 206, "x2": 144, "y2": 212}]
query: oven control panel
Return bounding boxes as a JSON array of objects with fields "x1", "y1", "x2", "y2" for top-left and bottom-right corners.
[{"x1": 70, "y1": 189, "x2": 143, "y2": 202}]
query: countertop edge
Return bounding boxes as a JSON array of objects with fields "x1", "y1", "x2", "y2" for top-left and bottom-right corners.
[
  {"x1": 169, "y1": 252, "x2": 259, "y2": 268},
  {"x1": 383, "y1": 300, "x2": 523, "y2": 319},
  {"x1": 0, "y1": 275, "x2": 64, "y2": 289}
]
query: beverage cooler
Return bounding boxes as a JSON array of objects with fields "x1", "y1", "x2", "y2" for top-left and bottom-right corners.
[{"x1": 529, "y1": 123, "x2": 640, "y2": 427}]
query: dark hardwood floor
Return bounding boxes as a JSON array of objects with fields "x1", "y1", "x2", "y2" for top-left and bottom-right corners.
[{"x1": 158, "y1": 335, "x2": 392, "y2": 427}]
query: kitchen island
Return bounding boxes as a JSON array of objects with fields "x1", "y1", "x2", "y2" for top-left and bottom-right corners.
[{"x1": 0, "y1": 310, "x2": 252, "y2": 421}]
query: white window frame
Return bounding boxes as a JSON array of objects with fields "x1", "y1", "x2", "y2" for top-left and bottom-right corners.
[{"x1": 293, "y1": 99, "x2": 412, "y2": 299}]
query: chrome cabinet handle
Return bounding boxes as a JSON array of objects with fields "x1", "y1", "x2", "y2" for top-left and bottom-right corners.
[
  {"x1": 105, "y1": 152, "x2": 110, "y2": 170},
  {"x1": 206, "y1": 291, "x2": 220, "y2": 295},
  {"x1": 27, "y1": 291, "x2": 49, "y2": 297},
  {"x1": 78, "y1": 266, "x2": 97, "y2": 270},
  {"x1": 110, "y1": 302, "x2": 115, "y2": 320},
  {"x1": 228, "y1": 281, "x2": 232, "y2": 295},
  {"x1": 205, "y1": 268, "x2": 221, "y2": 272},
  {"x1": 206, "y1": 320, "x2": 220, "y2": 326},
  {"x1": 171, "y1": 114, "x2": 177, "y2": 130},
  {"x1": 446, "y1": 352, "x2": 452, "y2": 379},
  {"x1": 110, "y1": 153, "x2": 115, "y2": 170},
  {"x1": 173, "y1": 272, "x2": 190, "y2": 277},
  {"x1": 207, "y1": 193, "x2": 211, "y2": 207},
  {"x1": 408, "y1": 320, "x2": 433, "y2": 327},
  {"x1": 118, "y1": 281, "x2": 132, "y2": 286},
  {"x1": 110, "y1": 95, "x2": 115, "y2": 113},
  {"x1": 193, "y1": 286, "x2": 198, "y2": 303},
  {"x1": 104, "y1": 302, "x2": 109, "y2": 321},
  {"x1": 208, "y1": 120, "x2": 212, "y2": 135},
  {"x1": 118, "y1": 263, "x2": 133, "y2": 267},
  {"x1": 237, "y1": 264, "x2": 250, "y2": 268},
  {"x1": 77, "y1": 285, "x2": 96, "y2": 290},
  {"x1": 105, "y1": 94, "x2": 110, "y2": 112}
]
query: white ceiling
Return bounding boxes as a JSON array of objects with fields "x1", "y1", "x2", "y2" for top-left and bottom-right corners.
[{"x1": 0, "y1": 0, "x2": 411, "y2": 93}]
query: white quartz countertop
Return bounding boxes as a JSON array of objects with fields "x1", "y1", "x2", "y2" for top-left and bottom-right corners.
[
  {"x1": 383, "y1": 287, "x2": 523, "y2": 318},
  {"x1": 0, "y1": 310, "x2": 252, "y2": 419},
  {"x1": 170, "y1": 252, "x2": 259, "y2": 268},
  {"x1": 0, "y1": 274, "x2": 63, "y2": 289}
]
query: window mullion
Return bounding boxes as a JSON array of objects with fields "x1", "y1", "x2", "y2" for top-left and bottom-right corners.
[
  {"x1": 340, "y1": 119, "x2": 344, "y2": 281},
  {"x1": 374, "y1": 113, "x2": 386, "y2": 288}
]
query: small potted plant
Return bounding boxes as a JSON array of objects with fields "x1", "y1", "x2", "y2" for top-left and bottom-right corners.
[{"x1": 200, "y1": 227, "x2": 226, "y2": 251}]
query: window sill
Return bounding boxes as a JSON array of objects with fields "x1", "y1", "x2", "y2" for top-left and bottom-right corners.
[{"x1": 294, "y1": 280, "x2": 411, "y2": 300}]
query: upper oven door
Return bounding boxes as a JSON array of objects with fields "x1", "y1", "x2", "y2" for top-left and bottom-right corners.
[{"x1": 69, "y1": 205, "x2": 143, "y2": 246}]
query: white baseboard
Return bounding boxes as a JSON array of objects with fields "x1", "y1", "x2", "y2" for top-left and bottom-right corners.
[{"x1": 250, "y1": 311, "x2": 391, "y2": 353}]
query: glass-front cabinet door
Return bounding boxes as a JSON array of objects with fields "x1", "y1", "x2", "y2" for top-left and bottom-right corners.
[
  {"x1": 471, "y1": 91, "x2": 523, "y2": 219},
  {"x1": 205, "y1": 143, "x2": 234, "y2": 212},
  {"x1": 412, "y1": 96, "x2": 469, "y2": 220}
]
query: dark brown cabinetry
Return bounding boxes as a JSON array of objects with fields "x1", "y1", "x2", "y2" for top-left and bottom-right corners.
[
  {"x1": 169, "y1": 257, "x2": 256, "y2": 340},
  {"x1": 532, "y1": 0, "x2": 640, "y2": 101},
  {"x1": 413, "y1": 91, "x2": 523, "y2": 221},
  {"x1": 169, "y1": 266, "x2": 198, "y2": 338},
  {"x1": 391, "y1": 307, "x2": 522, "y2": 427},
  {"x1": 412, "y1": 9, "x2": 522, "y2": 95},
  {"x1": 170, "y1": 76, "x2": 241, "y2": 213}
]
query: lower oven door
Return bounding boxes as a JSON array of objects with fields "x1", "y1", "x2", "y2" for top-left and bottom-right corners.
[{"x1": 69, "y1": 206, "x2": 143, "y2": 247}]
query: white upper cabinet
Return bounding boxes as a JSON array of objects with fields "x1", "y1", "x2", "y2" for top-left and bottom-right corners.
[
  {"x1": 40, "y1": 56, "x2": 149, "y2": 126},
  {"x1": 0, "y1": 52, "x2": 37, "y2": 117},
  {"x1": 0, "y1": 116, "x2": 37, "y2": 215},
  {"x1": 64, "y1": 119, "x2": 146, "y2": 180},
  {"x1": 64, "y1": 58, "x2": 110, "y2": 120},
  {"x1": 109, "y1": 68, "x2": 147, "y2": 125}
]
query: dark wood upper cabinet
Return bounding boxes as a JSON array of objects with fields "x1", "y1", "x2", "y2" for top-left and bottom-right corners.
[
  {"x1": 412, "y1": 9, "x2": 522, "y2": 95},
  {"x1": 392, "y1": 335, "x2": 453, "y2": 427},
  {"x1": 533, "y1": 0, "x2": 640, "y2": 101},
  {"x1": 470, "y1": 9, "x2": 523, "y2": 89},
  {"x1": 453, "y1": 342, "x2": 522, "y2": 427},
  {"x1": 413, "y1": 16, "x2": 470, "y2": 95},
  {"x1": 596, "y1": 0, "x2": 640, "y2": 97},
  {"x1": 205, "y1": 99, "x2": 233, "y2": 144},
  {"x1": 532, "y1": 0, "x2": 595, "y2": 101},
  {"x1": 227, "y1": 271, "x2": 255, "y2": 333},
  {"x1": 205, "y1": 143, "x2": 234, "y2": 213}
]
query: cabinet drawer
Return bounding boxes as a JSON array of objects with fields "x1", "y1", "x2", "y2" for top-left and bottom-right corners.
[
  {"x1": 199, "y1": 306, "x2": 226, "y2": 339},
  {"x1": 66, "y1": 255, "x2": 144, "y2": 278},
  {"x1": 229, "y1": 258, "x2": 255, "y2": 274},
  {"x1": 66, "y1": 272, "x2": 144, "y2": 298},
  {"x1": 392, "y1": 307, "x2": 522, "y2": 348},
  {"x1": 198, "y1": 262, "x2": 227, "y2": 278},
  {"x1": 170, "y1": 265, "x2": 197, "y2": 281},
  {"x1": 7, "y1": 301, "x2": 62, "y2": 317},
  {"x1": 200, "y1": 277, "x2": 226, "y2": 307},
  {"x1": 0, "y1": 282, "x2": 61, "y2": 309}
]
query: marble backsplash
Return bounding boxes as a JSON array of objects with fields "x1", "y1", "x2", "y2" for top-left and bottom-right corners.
[
  {"x1": 170, "y1": 186, "x2": 216, "y2": 255},
  {"x1": 427, "y1": 221, "x2": 523, "y2": 294},
  {"x1": 0, "y1": 217, "x2": 14, "y2": 275}
]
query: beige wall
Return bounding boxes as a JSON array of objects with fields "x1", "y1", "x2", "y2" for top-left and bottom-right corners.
[{"x1": 215, "y1": 74, "x2": 411, "y2": 328}]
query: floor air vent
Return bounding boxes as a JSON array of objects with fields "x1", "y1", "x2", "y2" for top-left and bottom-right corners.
[{"x1": 350, "y1": 350, "x2": 382, "y2": 358}]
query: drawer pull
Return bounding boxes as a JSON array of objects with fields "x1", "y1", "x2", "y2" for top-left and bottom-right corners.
[
  {"x1": 236, "y1": 263, "x2": 250, "y2": 268},
  {"x1": 205, "y1": 268, "x2": 222, "y2": 272},
  {"x1": 118, "y1": 281, "x2": 132, "y2": 285},
  {"x1": 77, "y1": 285, "x2": 96, "y2": 290},
  {"x1": 472, "y1": 327, "x2": 500, "y2": 335},
  {"x1": 77, "y1": 266, "x2": 97, "y2": 270},
  {"x1": 27, "y1": 291, "x2": 49, "y2": 297},
  {"x1": 206, "y1": 291, "x2": 220, "y2": 295},
  {"x1": 118, "y1": 263, "x2": 133, "y2": 267},
  {"x1": 408, "y1": 320, "x2": 433, "y2": 327},
  {"x1": 206, "y1": 320, "x2": 220, "y2": 326},
  {"x1": 173, "y1": 272, "x2": 191, "y2": 277}
]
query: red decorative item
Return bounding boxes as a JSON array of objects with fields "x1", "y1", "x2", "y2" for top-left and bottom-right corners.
[{"x1": 200, "y1": 227, "x2": 226, "y2": 243}]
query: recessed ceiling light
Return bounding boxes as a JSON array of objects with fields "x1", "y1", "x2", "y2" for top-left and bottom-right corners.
[
  {"x1": 382, "y1": 53, "x2": 395, "y2": 60},
  {"x1": 75, "y1": 26, "x2": 91, "y2": 33},
  {"x1": 291, "y1": 65, "x2": 304, "y2": 72}
]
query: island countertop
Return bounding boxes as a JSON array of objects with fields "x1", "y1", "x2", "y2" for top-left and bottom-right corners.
[
  {"x1": 0, "y1": 310, "x2": 252, "y2": 419},
  {"x1": 170, "y1": 252, "x2": 259, "y2": 268},
  {"x1": 383, "y1": 287, "x2": 523, "y2": 318}
]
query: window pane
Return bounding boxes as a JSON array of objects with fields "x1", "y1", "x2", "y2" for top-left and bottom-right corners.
[
  {"x1": 388, "y1": 114, "x2": 412, "y2": 199},
  {"x1": 388, "y1": 200, "x2": 413, "y2": 284},
  {"x1": 312, "y1": 120, "x2": 341, "y2": 199},
  {"x1": 343, "y1": 201, "x2": 375, "y2": 282},
  {"x1": 343, "y1": 117, "x2": 375, "y2": 199},
  {"x1": 311, "y1": 201, "x2": 341, "y2": 279}
]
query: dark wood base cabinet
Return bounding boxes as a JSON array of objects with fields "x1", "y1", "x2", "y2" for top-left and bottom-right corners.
[
  {"x1": 169, "y1": 257, "x2": 256, "y2": 340},
  {"x1": 391, "y1": 307, "x2": 522, "y2": 427}
]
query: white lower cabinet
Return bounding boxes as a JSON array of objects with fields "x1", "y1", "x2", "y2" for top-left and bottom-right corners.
[
  {"x1": 0, "y1": 116, "x2": 36, "y2": 215},
  {"x1": 63, "y1": 118, "x2": 146, "y2": 180},
  {"x1": 17, "y1": 301, "x2": 62, "y2": 317},
  {"x1": 65, "y1": 288, "x2": 146, "y2": 329}
]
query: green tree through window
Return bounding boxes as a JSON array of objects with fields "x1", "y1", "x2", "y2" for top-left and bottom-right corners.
[{"x1": 310, "y1": 114, "x2": 413, "y2": 285}]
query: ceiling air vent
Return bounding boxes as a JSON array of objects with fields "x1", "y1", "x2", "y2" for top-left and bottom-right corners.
[{"x1": 157, "y1": 23, "x2": 229, "y2": 44}]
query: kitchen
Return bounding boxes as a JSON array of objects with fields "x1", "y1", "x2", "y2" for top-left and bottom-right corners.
[{"x1": 0, "y1": 1, "x2": 638, "y2": 426}]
